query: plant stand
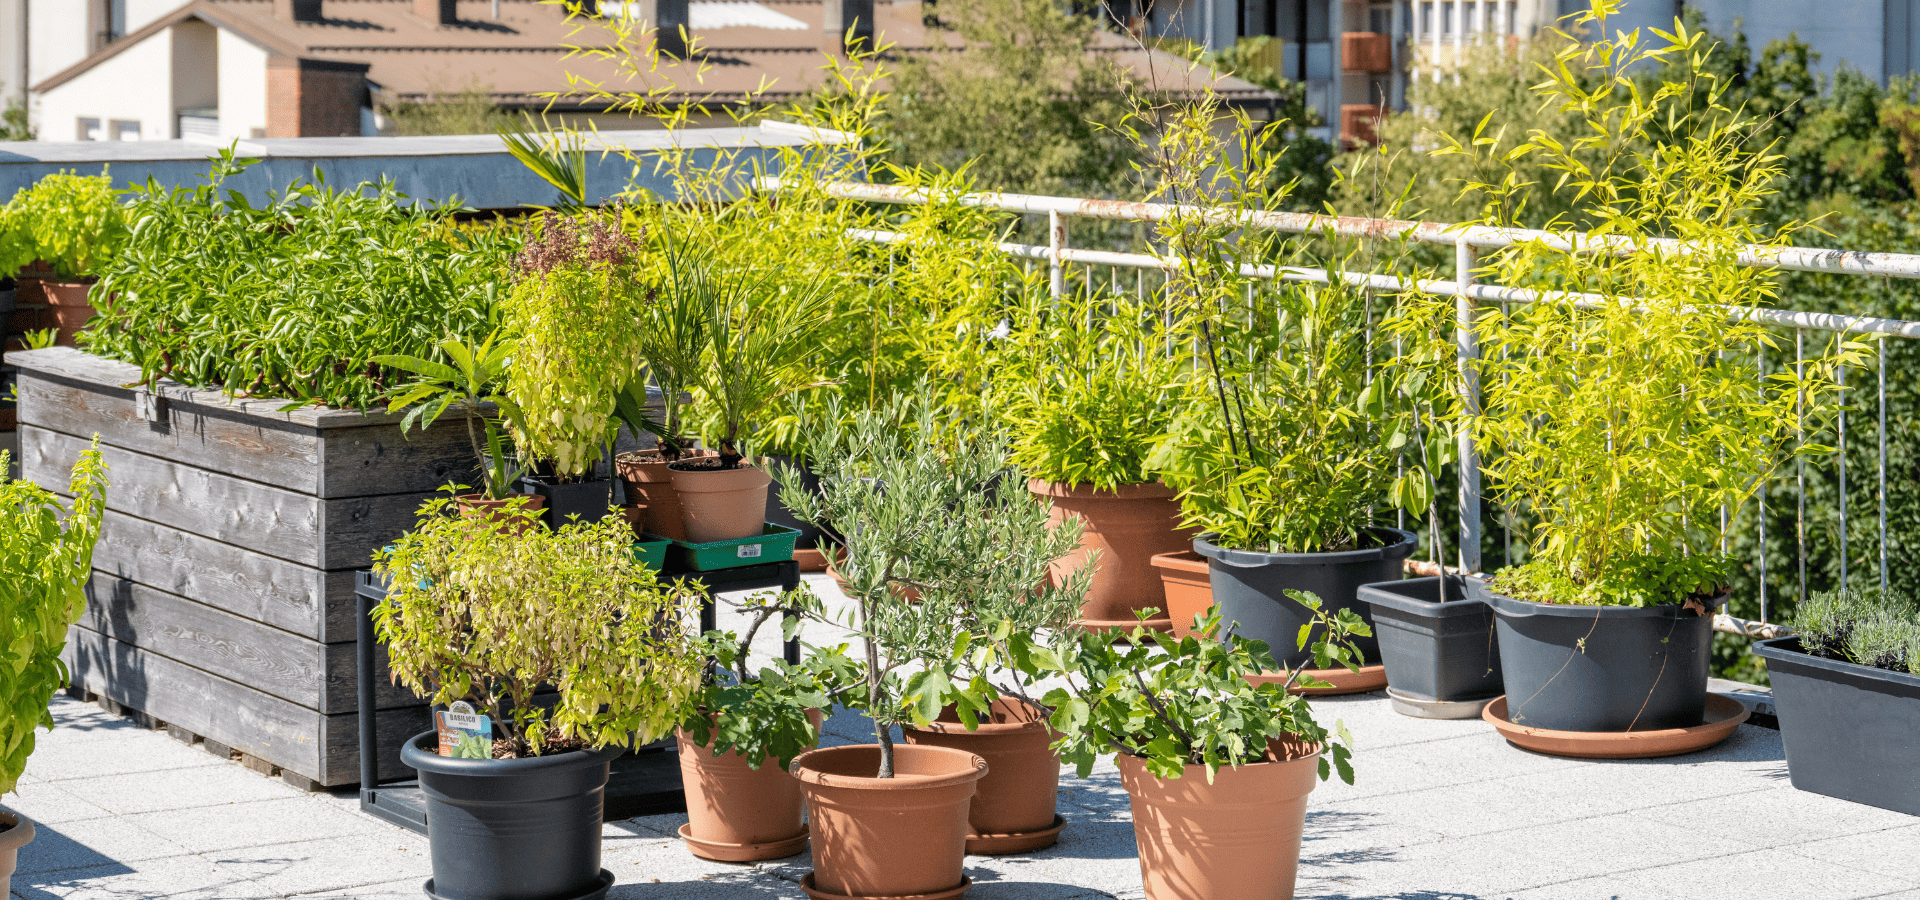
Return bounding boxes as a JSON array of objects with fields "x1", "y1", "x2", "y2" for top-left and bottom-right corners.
[{"x1": 354, "y1": 559, "x2": 801, "y2": 835}]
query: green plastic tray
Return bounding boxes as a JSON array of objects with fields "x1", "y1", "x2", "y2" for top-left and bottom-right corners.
[
  {"x1": 631, "y1": 537, "x2": 672, "y2": 570},
  {"x1": 667, "y1": 523, "x2": 800, "y2": 571}
]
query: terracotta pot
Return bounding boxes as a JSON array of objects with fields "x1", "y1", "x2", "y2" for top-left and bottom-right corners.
[
  {"x1": 901, "y1": 698, "x2": 1066, "y2": 854},
  {"x1": 676, "y1": 708, "x2": 825, "y2": 862},
  {"x1": 454, "y1": 492, "x2": 547, "y2": 534},
  {"x1": 1029, "y1": 479, "x2": 1194, "y2": 632},
  {"x1": 670, "y1": 460, "x2": 773, "y2": 544},
  {"x1": 41, "y1": 279, "x2": 98, "y2": 347},
  {"x1": 825, "y1": 548, "x2": 922, "y2": 604},
  {"x1": 1116, "y1": 738, "x2": 1321, "y2": 900},
  {"x1": 614, "y1": 447, "x2": 715, "y2": 542},
  {"x1": 620, "y1": 503, "x2": 650, "y2": 538},
  {"x1": 0, "y1": 806, "x2": 35, "y2": 897},
  {"x1": 1151, "y1": 550, "x2": 1213, "y2": 639},
  {"x1": 792, "y1": 743, "x2": 987, "y2": 899}
]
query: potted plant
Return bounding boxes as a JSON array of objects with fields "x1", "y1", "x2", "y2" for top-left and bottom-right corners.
[
  {"x1": 6, "y1": 171, "x2": 126, "y2": 347},
  {"x1": 0, "y1": 442, "x2": 107, "y2": 895},
  {"x1": 1358, "y1": 573, "x2": 1503, "y2": 718},
  {"x1": 1435, "y1": 10, "x2": 1855, "y2": 738},
  {"x1": 503, "y1": 212, "x2": 650, "y2": 529},
  {"x1": 994, "y1": 289, "x2": 1192, "y2": 632},
  {"x1": 373, "y1": 499, "x2": 703, "y2": 900},
  {"x1": 670, "y1": 236, "x2": 836, "y2": 544},
  {"x1": 1756, "y1": 589, "x2": 1920, "y2": 815},
  {"x1": 1032, "y1": 600, "x2": 1364, "y2": 900},
  {"x1": 1151, "y1": 278, "x2": 1421, "y2": 692},
  {"x1": 773, "y1": 399, "x2": 1012, "y2": 900},
  {"x1": 615, "y1": 251, "x2": 714, "y2": 542},
  {"x1": 374, "y1": 331, "x2": 546, "y2": 527},
  {"x1": 675, "y1": 589, "x2": 857, "y2": 861}
]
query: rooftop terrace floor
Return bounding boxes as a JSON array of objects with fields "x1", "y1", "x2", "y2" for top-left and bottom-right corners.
[{"x1": 9, "y1": 572, "x2": 1918, "y2": 900}]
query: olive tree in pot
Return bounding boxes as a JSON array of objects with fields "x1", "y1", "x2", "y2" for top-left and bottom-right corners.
[
  {"x1": 670, "y1": 238, "x2": 836, "y2": 544},
  {"x1": 504, "y1": 212, "x2": 651, "y2": 531},
  {"x1": 0, "y1": 443, "x2": 107, "y2": 896},
  {"x1": 675, "y1": 589, "x2": 859, "y2": 862},
  {"x1": 1029, "y1": 601, "x2": 1363, "y2": 900},
  {"x1": 6, "y1": 171, "x2": 126, "y2": 347},
  {"x1": 374, "y1": 500, "x2": 702, "y2": 900},
  {"x1": 994, "y1": 288, "x2": 1191, "y2": 632},
  {"x1": 773, "y1": 398, "x2": 1043, "y2": 900},
  {"x1": 1755, "y1": 589, "x2": 1920, "y2": 815},
  {"x1": 375, "y1": 331, "x2": 545, "y2": 528},
  {"x1": 1432, "y1": 8, "x2": 1856, "y2": 738}
]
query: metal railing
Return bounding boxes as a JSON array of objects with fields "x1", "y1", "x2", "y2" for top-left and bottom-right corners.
[{"x1": 759, "y1": 176, "x2": 1920, "y2": 638}]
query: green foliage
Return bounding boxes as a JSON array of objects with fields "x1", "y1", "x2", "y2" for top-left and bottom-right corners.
[
  {"x1": 373, "y1": 498, "x2": 704, "y2": 756},
  {"x1": 499, "y1": 115, "x2": 588, "y2": 211},
  {"x1": 1793, "y1": 588, "x2": 1920, "y2": 674},
  {"x1": 380, "y1": 79, "x2": 517, "y2": 137},
  {"x1": 0, "y1": 441, "x2": 108, "y2": 795},
  {"x1": 88, "y1": 149, "x2": 513, "y2": 410},
  {"x1": 680, "y1": 589, "x2": 861, "y2": 770},
  {"x1": 992, "y1": 289, "x2": 1185, "y2": 490},
  {"x1": 1434, "y1": 6, "x2": 1859, "y2": 605},
  {"x1": 373, "y1": 330, "x2": 528, "y2": 499},
  {"x1": 0, "y1": 97, "x2": 33, "y2": 142},
  {"x1": 6, "y1": 171, "x2": 127, "y2": 280},
  {"x1": 502, "y1": 212, "x2": 647, "y2": 475},
  {"x1": 773, "y1": 394, "x2": 1091, "y2": 776},
  {"x1": 1037, "y1": 599, "x2": 1363, "y2": 783}
]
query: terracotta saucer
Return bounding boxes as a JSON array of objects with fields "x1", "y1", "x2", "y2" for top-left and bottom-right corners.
[
  {"x1": 800, "y1": 874, "x2": 972, "y2": 900},
  {"x1": 965, "y1": 814, "x2": 1067, "y2": 855},
  {"x1": 1482, "y1": 693, "x2": 1750, "y2": 759},
  {"x1": 1243, "y1": 664, "x2": 1389, "y2": 696},
  {"x1": 677, "y1": 822, "x2": 809, "y2": 862}
]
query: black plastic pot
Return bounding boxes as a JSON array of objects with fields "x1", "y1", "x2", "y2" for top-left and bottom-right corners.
[
  {"x1": 401, "y1": 732, "x2": 621, "y2": 900},
  {"x1": 1193, "y1": 528, "x2": 1416, "y2": 669},
  {"x1": 519, "y1": 475, "x2": 618, "y2": 532},
  {"x1": 763, "y1": 454, "x2": 824, "y2": 550},
  {"x1": 1755, "y1": 636, "x2": 1920, "y2": 816},
  {"x1": 1361, "y1": 575, "x2": 1502, "y2": 706},
  {"x1": 1477, "y1": 586, "x2": 1724, "y2": 733}
]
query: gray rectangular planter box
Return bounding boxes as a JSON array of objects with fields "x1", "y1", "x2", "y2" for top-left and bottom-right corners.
[
  {"x1": 1756, "y1": 636, "x2": 1920, "y2": 816},
  {"x1": 1360, "y1": 575, "x2": 1503, "y2": 718},
  {"x1": 12, "y1": 347, "x2": 657, "y2": 786}
]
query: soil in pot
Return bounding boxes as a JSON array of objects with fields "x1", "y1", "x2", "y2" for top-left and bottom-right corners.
[
  {"x1": 1116, "y1": 737, "x2": 1320, "y2": 900},
  {"x1": 1194, "y1": 528, "x2": 1416, "y2": 670},
  {"x1": 401, "y1": 732, "x2": 620, "y2": 900},
  {"x1": 455, "y1": 493, "x2": 548, "y2": 535},
  {"x1": 901, "y1": 698, "x2": 1065, "y2": 854},
  {"x1": 1030, "y1": 480, "x2": 1194, "y2": 632},
  {"x1": 676, "y1": 708, "x2": 824, "y2": 862},
  {"x1": 615, "y1": 447, "x2": 715, "y2": 542},
  {"x1": 1478, "y1": 583, "x2": 1725, "y2": 733},
  {"x1": 0, "y1": 806, "x2": 35, "y2": 897},
  {"x1": 41, "y1": 280, "x2": 98, "y2": 347},
  {"x1": 1151, "y1": 551, "x2": 1213, "y2": 639},
  {"x1": 670, "y1": 458, "x2": 774, "y2": 544},
  {"x1": 792, "y1": 743, "x2": 987, "y2": 899},
  {"x1": 1757, "y1": 636, "x2": 1920, "y2": 815}
]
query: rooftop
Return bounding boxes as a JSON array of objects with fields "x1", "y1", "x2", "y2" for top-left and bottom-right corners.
[{"x1": 7, "y1": 575, "x2": 1912, "y2": 900}]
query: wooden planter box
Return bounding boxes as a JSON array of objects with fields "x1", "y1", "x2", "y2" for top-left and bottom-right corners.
[{"x1": 13, "y1": 347, "x2": 657, "y2": 787}]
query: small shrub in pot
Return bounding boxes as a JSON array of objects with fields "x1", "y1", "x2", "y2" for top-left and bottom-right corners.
[
  {"x1": 374, "y1": 331, "x2": 544, "y2": 527},
  {"x1": 5, "y1": 171, "x2": 125, "y2": 346}
]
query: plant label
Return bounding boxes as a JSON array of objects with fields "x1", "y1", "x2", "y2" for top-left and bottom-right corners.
[
  {"x1": 737, "y1": 544, "x2": 762, "y2": 559},
  {"x1": 436, "y1": 701, "x2": 493, "y2": 759}
]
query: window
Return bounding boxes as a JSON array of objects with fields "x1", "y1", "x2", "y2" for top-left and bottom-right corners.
[
  {"x1": 76, "y1": 117, "x2": 101, "y2": 141},
  {"x1": 110, "y1": 119, "x2": 140, "y2": 141}
]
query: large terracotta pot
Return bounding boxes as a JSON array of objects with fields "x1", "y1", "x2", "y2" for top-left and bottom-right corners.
[
  {"x1": 1029, "y1": 479, "x2": 1194, "y2": 632},
  {"x1": 41, "y1": 279, "x2": 98, "y2": 347},
  {"x1": 0, "y1": 805, "x2": 35, "y2": 897},
  {"x1": 671, "y1": 460, "x2": 773, "y2": 544},
  {"x1": 792, "y1": 743, "x2": 987, "y2": 900},
  {"x1": 1150, "y1": 550, "x2": 1214, "y2": 639},
  {"x1": 614, "y1": 447, "x2": 715, "y2": 541},
  {"x1": 1116, "y1": 738, "x2": 1321, "y2": 900},
  {"x1": 676, "y1": 708, "x2": 824, "y2": 862},
  {"x1": 901, "y1": 698, "x2": 1065, "y2": 854}
]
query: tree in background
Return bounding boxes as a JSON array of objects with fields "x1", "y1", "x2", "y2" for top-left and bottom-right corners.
[
  {"x1": 1, "y1": 95, "x2": 33, "y2": 141},
  {"x1": 381, "y1": 79, "x2": 518, "y2": 137}
]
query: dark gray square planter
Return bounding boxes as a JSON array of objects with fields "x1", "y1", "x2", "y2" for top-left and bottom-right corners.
[
  {"x1": 1359, "y1": 575, "x2": 1502, "y2": 718},
  {"x1": 1755, "y1": 636, "x2": 1920, "y2": 816}
]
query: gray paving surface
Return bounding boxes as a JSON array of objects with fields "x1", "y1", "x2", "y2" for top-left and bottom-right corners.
[{"x1": 6, "y1": 571, "x2": 1918, "y2": 899}]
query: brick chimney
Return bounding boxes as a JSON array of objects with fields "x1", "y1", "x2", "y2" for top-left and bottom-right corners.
[
  {"x1": 273, "y1": 0, "x2": 324, "y2": 21},
  {"x1": 413, "y1": 0, "x2": 457, "y2": 24},
  {"x1": 823, "y1": 0, "x2": 874, "y2": 53},
  {"x1": 628, "y1": 0, "x2": 689, "y2": 57}
]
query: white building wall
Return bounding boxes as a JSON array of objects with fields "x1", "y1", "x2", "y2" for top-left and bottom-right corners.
[
  {"x1": 0, "y1": 0, "x2": 26, "y2": 101},
  {"x1": 215, "y1": 29, "x2": 268, "y2": 142},
  {"x1": 127, "y1": 0, "x2": 185, "y2": 32},
  {"x1": 35, "y1": 28, "x2": 172, "y2": 141},
  {"x1": 26, "y1": 0, "x2": 95, "y2": 87}
]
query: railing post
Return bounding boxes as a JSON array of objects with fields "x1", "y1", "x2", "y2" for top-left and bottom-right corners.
[
  {"x1": 1049, "y1": 210, "x2": 1067, "y2": 300},
  {"x1": 1455, "y1": 239, "x2": 1483, "y2": 574}
]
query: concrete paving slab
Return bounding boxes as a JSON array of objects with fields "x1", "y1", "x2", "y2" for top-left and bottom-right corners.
[
  {"x1": 1784, "y1": 824, "x2": 1920, "y2": 883},
  {"x1": 207, "y1": 831, "x2": 431, "y2": 897},
  {"x1": 118, "y1": 797, "x2": 377, "y2": 855},
  {"x1": 11, "y1": 818, "x2": 192, "y2": 876},
  {"x1": 1374, "y1": 810, "x2": 1752, "y2": 896},
  {"x1": 11, "y1": 854, "x2": 276, "y2": 900},
  {"x1": 21, "y1": 736, "x2": 227, "y2": 784},
  {"x1": 1640, "y1": 782, "x2": 1920, "y2": 849},
  {"x1": 2, "y1": 782, "x2": 113, "y2": 827},
  {"x1": 1605, "y1": 846, "x2": 1919, "y2": 900},
  {"x1": 57, "y1": 764, "x2": 302, "y2": 816}
]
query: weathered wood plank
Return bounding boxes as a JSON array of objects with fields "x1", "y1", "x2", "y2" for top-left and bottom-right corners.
[
  {"x1": 9, "y1": 347, "x2": 409, "y2": 429},
  {"x1": 87, "y1": 509, "x2": 335, "y2": 641},
  {"x1": 65, "y1": 625, "x2": 433, "y2": 786},
  {"x1": 80, "y1": 572, "x2": 426, "y2": 714}
]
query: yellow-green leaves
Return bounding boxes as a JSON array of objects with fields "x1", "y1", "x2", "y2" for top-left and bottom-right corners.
[
  {"x1": 0, "y1": 440, "x2": 108, "y2": 796},
  {"x1": 5, "y1": 171, "x2": 126, "y2": 279}
]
